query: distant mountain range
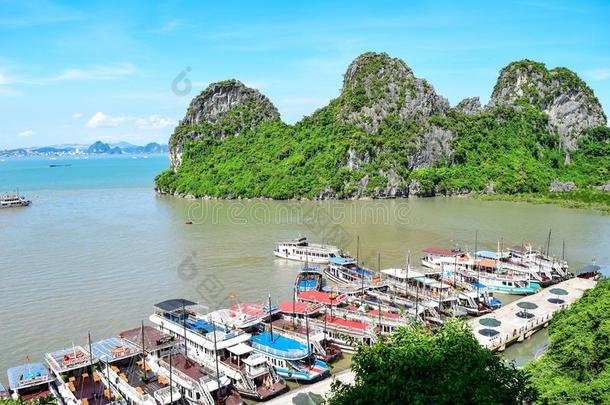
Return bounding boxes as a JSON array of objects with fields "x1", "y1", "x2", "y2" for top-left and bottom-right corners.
[{"x1": 0, "y1": 141, "x2": 168, "y2": 157}]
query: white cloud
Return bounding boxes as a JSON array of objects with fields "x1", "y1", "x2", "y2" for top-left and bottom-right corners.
[
  {"x1": 0, "y1": 73, "x2": 10, "y2": 85},
  {"x1": 72, "y1": 112, "x2": 83, "y2": 119},
  {"x1": 135, "y1": 114, "x2": 175, "y2": 130},
  {"x1": 52, "y1": 63, "x2": 136, "y2": 81},
  {"x1": 86, "y1": 112, "x2": 127, "y2": 128},
  {"x1": 586, "y1": 68, "x2": 610, "y2": 81},
  {"x1": 18, "y1": 129, "x2": 35, "y2": 137},
  {"x1": 85, "y1": 112, "x2": 175, "y2": 130}
]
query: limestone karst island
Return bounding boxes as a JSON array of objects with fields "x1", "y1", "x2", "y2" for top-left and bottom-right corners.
[{"x1": 1, "y1": 2, "x2": 609, "y2": 405}]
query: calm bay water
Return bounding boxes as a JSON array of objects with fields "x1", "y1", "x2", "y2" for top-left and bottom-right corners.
[{"x1": 1, "y1": 155, "x2": 609, "y2": 380}]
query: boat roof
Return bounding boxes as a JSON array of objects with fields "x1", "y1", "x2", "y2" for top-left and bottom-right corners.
[
  {"x1": 45, "y1": 345, "x2": 93, "y2": 374},
  {"x1": 323, "y1": 315, "x2": 368, "y2": 331},
  {"x1": 328, "y1": 256, "x2": 357, "y2": 266},
  {"x1": 422, "y1": 247, "x2": 456, "y2": 256},
  {"x1": 382, "y1": 267, "x2": 429, "y2": 279},
  {"x1": 90, "y1": 337, "x2": 140, "y2": 362},
  {"x1": 476, "y1": 258, "x2": 497, "y2": 268},
  {"x1": 414, "y1": 276, "x2": 446, "y2": 289},
  {"x1": 154, "y1": 298, "x2": 197, "y2": 312},
  {"x1": 7, "y1": 363, "x2": 52, "y2": 390},
  {"x1": 120, "y1": 326, "x2": 178, "y2": 352},
  {"x1": 477, "y1": 251, "x2": 508, "y2": 260},
  {"x1": 278, "y1": 301, "x2": 321, "y2": 315},
  {"x1": 229, "y1": 302, "x2": 278, "y2": 319},
  {"x1": 227, "y1": 343, "x2": 253, "y2": 356},
  {"x1": 250, "y1": 331, "x2": 308, "y2": 355},
  {"x1": 298, "y1": 290, "x2": 348, "y2": 306}
]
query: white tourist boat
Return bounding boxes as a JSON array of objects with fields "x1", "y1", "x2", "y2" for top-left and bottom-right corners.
[
  {"x1": 1, "y1": 194, "x2": 31, "y2": 208},
  {"x1": 273, "y1": 237, "x2": 342, "y2": 264},
  {"x1": 149, "y1": 299, "x2": 286, "y2": 401}
]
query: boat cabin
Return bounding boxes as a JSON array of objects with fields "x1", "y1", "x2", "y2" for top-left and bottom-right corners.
[{"x1": 7, "y1": 363, "x2": 54, "y2": 401}]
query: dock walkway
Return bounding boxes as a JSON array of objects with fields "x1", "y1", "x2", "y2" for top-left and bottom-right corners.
[{"x1": 468, "y1": 277, "x2": 597, "y2": 352}]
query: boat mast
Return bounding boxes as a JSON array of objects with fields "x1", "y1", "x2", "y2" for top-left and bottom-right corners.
[
  {"x1": 181, "y1": 301, "x2": 188, "y2": 358},
  {"x1": 140, "y1": 320, "x2": 146, "y2": 382},
  {"x1": 268, "y1": 293, "x2": 274, "y2": 341},
  {"x1": 169, "y1": 349, "x2": 173, "y2": 404},
  {"x1": 546, "y1": 229, "x2": 552, "y2": 256},
  {"x1": 87, "y1": 331, "x2": 94, "y2": 377},
  {"x1": 405, "y1": 251, "x2": 410, "y2": 299},
  {"x1": 305, "y1": 315, "x2": 311, "y2": 365},
  {"x1": 211, "y1": 321, "x2": 221, "y2": 392},
  {"x1": 475, "y1": 231, "x2": 479, "y2": 302}
]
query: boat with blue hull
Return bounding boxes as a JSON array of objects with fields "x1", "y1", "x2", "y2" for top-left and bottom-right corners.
[
  {"x1": 294, "y1": 265, "x2": 325, "y2": 297},
  {"x1": 249, "y1": 331, "x2": 329, "y2": 382}
]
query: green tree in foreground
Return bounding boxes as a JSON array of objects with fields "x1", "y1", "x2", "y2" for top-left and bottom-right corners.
[
  {"x1": 327, "y1": 318, "x2": 535, "y2": 405},
  {"x1": 526, "y1": 278, "x2": 610, "y2": 404}
]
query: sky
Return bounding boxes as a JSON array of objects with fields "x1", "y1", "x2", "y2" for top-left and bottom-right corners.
[{"x1": 0, "y1": 0, "x2": 609, "y2": 149}]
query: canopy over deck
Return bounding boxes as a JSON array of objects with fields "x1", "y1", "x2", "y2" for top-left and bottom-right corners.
[
  {"x1": 328, "y1": 256, "x2": 357, "y2": 266},
  {"x1": 154, "y1": 298, "x2": 197, "y2": 312},
  {"x1": 422, "y1": 247, "x2": 457, "y2": 256},
  {"x1": 90, "y1": 337, "x2": 140, "y2": 363},
  {"x1": 278, "y1": 301, "x2": 321, "y2": 315},
  {"x1": 227, "y1": 343, "x2": 253, "y2": 356},
  {"x1": 476, "y1": 251, "x2": 508, "y2": 260},
  {"x1": 229, "y1": 302, "x2": 279, "y2": 319},
  {"x1": 7, "y1": 363, "x2": 52, "y2": 391},
  {"x1": 45, "y1": 345, "x2": 93, "y2": 374},
  {"x1": 298, "y1": 290, "x2": 348, "y2": 306}
]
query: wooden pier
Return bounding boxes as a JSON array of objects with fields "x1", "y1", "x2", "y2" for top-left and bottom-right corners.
[{"x1": 468, "y1": 277, "x2": 597, "y2": 352}]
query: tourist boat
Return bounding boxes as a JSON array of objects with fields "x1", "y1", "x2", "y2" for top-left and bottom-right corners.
[
  {"x1": 249, "y1": 330, "x2": 329, "y2": 382},
  {"x1": 119, "y1": 325, "x2": 242, "y2": 405},
  {"x1": 45, "y1": 344, "x2": 120, "y2": 405},
  {"x1": 270, "y1": 299, "x2": 342, "y2": 363},
  {"x1": 441, "y1": 261, "x2": 541, "y2": 295},
  {"x1": 324, "y1": 256, "x2": 384, "y2": 290},
  {"x1": 294, "y1": 265, "x2": 325, "y2": 297},
  {"x1": 421, "y1": 247, "x2": 543, "y2": 295},
  {"x1": 90, "y1": 336, "x2": 181, "y2": 405},
  {"x1": 149, "y1": 299, "x2": 286, "y2": 400},
  {"x1": 293, "y1": 290, "x2": 379, "y2": 350},
  {"x1": 1, "y1": 194, "x2": 31, "y2": 208},
  {"x1": 273, "y1": 237, "x2": 342, "y2": 264},
  {"x1": 6, "y1": 362, "x2": 54, "y2": 401}
]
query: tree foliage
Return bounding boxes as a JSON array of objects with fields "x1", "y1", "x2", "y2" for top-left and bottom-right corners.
[
  {"x1": 526, "y1": 278, "x2": 610, "y2": 404},
  {"x1": 327, "y1": 318, "x2": 535, "y2": 405}
]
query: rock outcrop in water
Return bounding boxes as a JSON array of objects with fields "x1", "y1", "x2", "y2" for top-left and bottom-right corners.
[
  {"x1": 169, "y1": 79, "x2": 279, "y2": 168},
  {"x1": 158, "y1": 52, "x2": 608, "y2": 200},
  {"x1": 488, "y1": 60, "x2": 607, "y2": 150}
]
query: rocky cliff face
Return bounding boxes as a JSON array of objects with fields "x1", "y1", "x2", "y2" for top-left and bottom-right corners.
[
  {"x1": 454, "y1": 97, "x2": 482, "y2": 115},
  {"x1": 169, "y1": 79, "x2": 279, "y2": 167},
  {"x1": 338, "y1": 52, "x2": 449, "y2": 133},
  {"x1": 488, "y1": 60, "x2": 607, "y2": 150}
]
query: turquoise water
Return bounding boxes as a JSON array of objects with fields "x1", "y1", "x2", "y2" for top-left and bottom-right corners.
[
  {"x1": 0, "y1": 155, "x2": 609, "y2": 384},
  {"x1": 0, "y1": 155, "x2": 169, "y2": 191}
]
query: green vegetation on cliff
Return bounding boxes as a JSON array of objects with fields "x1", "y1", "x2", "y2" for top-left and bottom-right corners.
[
  {"x1": 526, "y1": 279, "x2": 610, "y2": 404},
  {"x1": 156, "y1": 54, "x2": 609, "y2": 209}
]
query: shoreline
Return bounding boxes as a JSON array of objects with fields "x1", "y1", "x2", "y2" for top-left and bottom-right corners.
[{"x1": 156, "y1": 188, "x2": 610, "y2": 214}]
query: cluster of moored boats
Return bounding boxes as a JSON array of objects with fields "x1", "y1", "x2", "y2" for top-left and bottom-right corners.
[{"x1": 1, "y1": 235, "x2": 581, "y2": 405}]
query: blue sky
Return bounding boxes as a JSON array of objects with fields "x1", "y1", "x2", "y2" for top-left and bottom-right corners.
[{"x1": 0, "y1": 0, "x2": 609, "y2": 149}]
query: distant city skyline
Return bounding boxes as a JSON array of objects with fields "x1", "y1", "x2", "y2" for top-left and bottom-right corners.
[{"x1": 1, "y1": 0, "x2": 609, "y2": 149}]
